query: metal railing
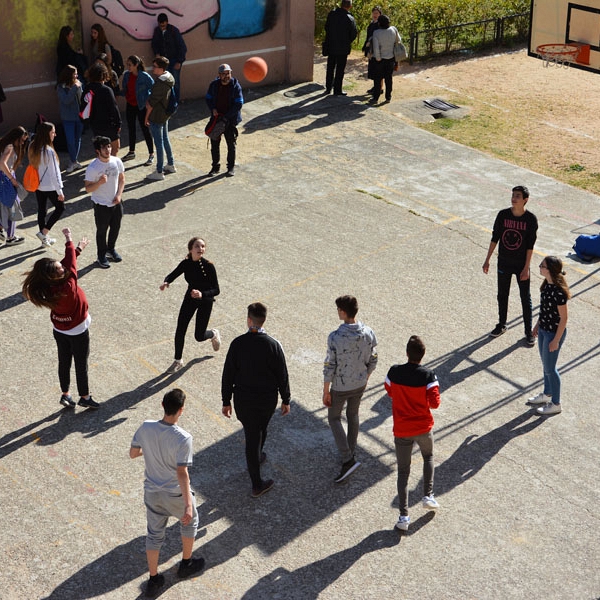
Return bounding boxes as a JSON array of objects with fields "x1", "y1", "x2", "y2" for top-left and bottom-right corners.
[{"x1": 408, "y1": 12, "x2": 529, "y2": 64}]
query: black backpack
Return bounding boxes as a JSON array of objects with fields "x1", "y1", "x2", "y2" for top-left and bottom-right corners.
[
  {"x1": 166, "y1": 86, "x2": 178, "y2": 117},
  {"x1": 110, "y1": 45, "x2": 124, "y2": 77}
]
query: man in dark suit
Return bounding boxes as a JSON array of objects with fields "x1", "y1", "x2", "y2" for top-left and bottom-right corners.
[{"x1": 323, "y1": 0, "x2": 358, "y2": 95}]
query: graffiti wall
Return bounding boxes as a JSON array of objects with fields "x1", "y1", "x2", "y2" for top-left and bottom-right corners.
[{"x1": 0, "y1": 0, "x2": 315, "y2": 130}]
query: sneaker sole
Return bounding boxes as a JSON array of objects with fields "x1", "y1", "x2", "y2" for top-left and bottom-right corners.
[{"x1": 334, "y1": 460, "x2": 361, "y2": 484}]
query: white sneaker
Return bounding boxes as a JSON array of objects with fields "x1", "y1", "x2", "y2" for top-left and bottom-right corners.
[
  {"x1": 211, "y1": 329, "x2": 221, "y2": 351},
  {"x1": 163, "y1": 164, "x2": 177, "y2": 173},
  {"x1": 65, "y1": 162, "x2": 76, "y2": 173},
  {"x1": 537, "y1": 402, "x2": 562, "y2": 415},
  {"x1": 166, "y1": 359, "x2": 183, "y2": 374},
  {"x1": 395, "y1": 515, "x2": 410, "y2": 531},
  {"x1": 422, "y1": 495, "x2": 440, "y2": 509},
  {"x1": 527, "y1": 392, "x2": 550, "y2": 405},
  {"x1": 36, "y1": 231, "x2": 56, "y2": 246},
  {"x1": 146, "y1": 170, "x2": 165, "y2": 181},
  {"x1": 73, "y1": 161, "x2": 83, "y2": 170}
]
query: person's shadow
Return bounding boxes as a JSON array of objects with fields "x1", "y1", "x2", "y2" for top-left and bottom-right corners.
[
  {"x1": 0, "y1": 358, "x2": 211, "y2": 458},
  {"x1": 240, "y1": 529, "x2": 400, "y2": 599},
  {"x1": 408, "y1": 411, "x2": 546, "y2": 507}
]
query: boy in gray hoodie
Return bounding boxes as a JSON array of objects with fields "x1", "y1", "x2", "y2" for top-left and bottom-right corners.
[{"x1": 323, "y1": 295, "x2": 378, "y2": 483}]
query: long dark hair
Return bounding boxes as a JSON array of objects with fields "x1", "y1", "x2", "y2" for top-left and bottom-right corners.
[
  {"x1": 128, "y1": 55, "x2": 147, "y2": 73},
  {"x1": 57, "y1": 26, "x2": 74, "y2": 48},
  {"x1": 541, "y1": 256, "x2": 571, "y2": 299},
  {"x1": 90, "y1": 23, "x2": 109, "y2": 54},
  {"x1": 22, "y1": 258, "x2": 69, "y2": 309},
  {"x1": 0, "y1": 126, "x2": 28, "y2": 170},
  {"x1": 28, "y1": 122, "x2": 57, "y2": 168}
]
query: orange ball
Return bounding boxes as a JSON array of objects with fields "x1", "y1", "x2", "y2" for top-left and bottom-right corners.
[{"x1": 243, "y1": 56, "x2": 268, "y2": 83}]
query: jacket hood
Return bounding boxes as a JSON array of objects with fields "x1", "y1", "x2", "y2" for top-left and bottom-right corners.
[{"x1": 158, "y1": 71, "x2": 175, "y2": 86}]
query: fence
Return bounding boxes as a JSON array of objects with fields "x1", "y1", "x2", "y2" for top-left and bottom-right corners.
[{"x1": 408, "y1": 12, "x2": 529, "y2": 64}]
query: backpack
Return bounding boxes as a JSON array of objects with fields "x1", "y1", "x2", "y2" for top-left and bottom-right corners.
[
  {"x1": 166, "y1": 86, "x2": 178, "y2": 117},
  {"x1": 23, "y1": 165, "x2": 40, "y2": 192},
  {"x1": 109, "y1": 45, "x2": 125, "y2": 77},
  {"x1": 573, "y1": 234, "x2": 600, "y2": 261}
]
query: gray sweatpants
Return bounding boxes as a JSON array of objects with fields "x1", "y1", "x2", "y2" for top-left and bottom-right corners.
[{"x1": 144, "y1": 488, "x2": 199, "y2": 551}]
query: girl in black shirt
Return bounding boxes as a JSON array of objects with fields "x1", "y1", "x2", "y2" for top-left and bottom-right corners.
[{"x1": 160, "y1": 237, "x2": 221, "y2": 373}]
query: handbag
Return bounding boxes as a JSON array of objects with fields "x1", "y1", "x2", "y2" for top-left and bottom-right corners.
[
  {"x1": 0, "y1": 171, "x2": 16, "y2": 207},
  {"x1": 394, "y1": 40, "x2": 407, "y2": 62},
  {"x1": 205, "y1": 115, "x2": 227, "y2": 141},
  {"x1": 9, "y1": 197, "x2": 24, "y2": 221}
]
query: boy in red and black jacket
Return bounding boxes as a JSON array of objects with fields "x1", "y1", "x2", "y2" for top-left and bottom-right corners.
[{"x1": 385, "y1": 335, "x2": 441, "y2": 531}]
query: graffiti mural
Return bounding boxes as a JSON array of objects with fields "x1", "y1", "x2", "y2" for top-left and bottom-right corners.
[{"x1": 92, "y1": 0, "x2": 278, "y2": 40}]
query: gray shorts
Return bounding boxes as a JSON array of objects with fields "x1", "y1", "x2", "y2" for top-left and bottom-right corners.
[{"x1": 144, "y1": 488, "x2": 199, "y2": 551}]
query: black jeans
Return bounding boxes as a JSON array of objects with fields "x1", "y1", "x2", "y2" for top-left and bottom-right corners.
[
  {"x1": 93, "y1": 202, "x2": 123, "y2": 260},
  {"x1": 497, "y1": 266, "x2": 532, "y2": 335},
  {"x1": 174, "y1": 295, "x2": 214, "y2": 360},
  {"x1": 210, "y1": 125, "x2": 238, "y2": 171},
  {"x1": 326, "y1": 54, "x2": 348, "y2": 93},
  {"x1": 235, "y1": 403, "x2": 275, "y2": 488},
  {"x1": 125, "y1": 103, "x2": 153, "y2": 154},
  {"x1": 36, "y1": 190, "x2": 65, "y2": 232},
  {"x1": 53, "y1": 328, "x2": 90, "y2": 397}
]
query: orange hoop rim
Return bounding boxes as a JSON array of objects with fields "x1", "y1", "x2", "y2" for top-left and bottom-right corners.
[{"x1": 536, "y1": 43, "x2": 580, "y2": 61}]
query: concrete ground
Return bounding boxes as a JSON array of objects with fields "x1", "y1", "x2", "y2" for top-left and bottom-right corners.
[{"x1": 1, "y1": 79, "x2": 599, "y2": 600}]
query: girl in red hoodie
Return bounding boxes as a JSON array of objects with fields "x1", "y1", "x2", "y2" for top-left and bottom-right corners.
[{"x1": 22, "y1": 228, "x2": 99, "y2": 409}]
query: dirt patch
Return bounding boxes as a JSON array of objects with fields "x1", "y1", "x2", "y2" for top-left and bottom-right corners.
[{"x1": 314, "y1": 47, "x2": 600, "y2": 195}]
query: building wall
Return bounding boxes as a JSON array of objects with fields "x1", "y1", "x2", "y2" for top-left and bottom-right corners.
[{"x1": 0, "y1": 0, "x2": 315, "y2": 131}]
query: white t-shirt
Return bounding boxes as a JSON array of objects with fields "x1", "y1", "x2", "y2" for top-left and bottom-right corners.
[{"x1": 85, "y1": 156, "x2": 124, "y2": 206}]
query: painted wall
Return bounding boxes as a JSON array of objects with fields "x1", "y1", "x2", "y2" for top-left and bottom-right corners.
[{"x1": 0, "y1": 0, "x2": 315, "y2": 131}]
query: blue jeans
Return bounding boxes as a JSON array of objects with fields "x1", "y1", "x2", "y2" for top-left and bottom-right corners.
[
  {"x1": 63, "y1": 119, "x2": 83, "y2": 163},
  {"x1": 149, "y1": 121, "x2": 173, "y2": 173},
  {"x1": 538, "y1": 327, "x2": 566, "y2": 404}
]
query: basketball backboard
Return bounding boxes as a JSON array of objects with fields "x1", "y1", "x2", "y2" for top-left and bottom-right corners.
[{"x1": 529, "y1": 0, "x2": 600, "y2": 72}]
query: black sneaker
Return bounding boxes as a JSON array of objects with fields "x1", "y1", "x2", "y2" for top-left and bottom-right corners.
[
  {"x1": 96, "y1": 257, "x2": 110, "y2": 269},
  {"x1": 525, "y1": 334, "x2": 535, "y2": 347},
  {"x1": 177, "y1": 557, "x2": 205, "y2": 578},
  {"x1": 106, "y1": 249, "x2": 122, "y2": 262},
  {"x1": 145, "y1": 573, "x2": 165, "y2": 597},
  {"x1": 226, "y1": 168, "x2": 235, "y2": 177},
  {"x1": 489, "y1": 324, "x2": 507, "y2": 338},
  {"x1": 208, "y1": 166, "x2": 220, "y2": 176},
  {"x1": 78, "y1": 396, "x2": 100, "y2": 409},
  {"x1": 251, "y1": 478, "x2": 274, "y2": 498},
  {"x1": 59, "y1": 394, "x2": 76, "y2": 408},
  {"x1": 334, "y1": 457, "x2": 361, "y2": 483}
]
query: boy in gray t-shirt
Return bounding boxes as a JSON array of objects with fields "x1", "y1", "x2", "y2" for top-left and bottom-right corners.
[{"x1": 130, "y1": 389, "x2": 204, "y2": 596}]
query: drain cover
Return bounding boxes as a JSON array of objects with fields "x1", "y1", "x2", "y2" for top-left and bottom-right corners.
[{"x1": 423, "y1": 98, "x2": 460, "y2": 111}]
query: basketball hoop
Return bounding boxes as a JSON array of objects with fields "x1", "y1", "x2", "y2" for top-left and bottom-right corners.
[{"x1": 536, "y1": 44, "x2": 580, "y2": 68}]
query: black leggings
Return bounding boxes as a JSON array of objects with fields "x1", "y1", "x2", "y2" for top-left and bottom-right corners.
[
  {"x1": 36, "y1": 190, "x2": 65, "y2": 232},
  {"x1": 125, "y1": 102, "x2": 153, "y2": 154},
  {"x1": 174, "y1": 295, "x2": 214, "y2": 360},
  {"x1": 53, "y1": 328, "x2": 90, "y2": 397}
]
